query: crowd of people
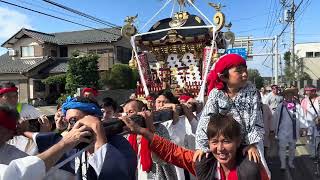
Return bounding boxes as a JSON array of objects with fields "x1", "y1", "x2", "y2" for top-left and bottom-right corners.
[{"x1": 0, "y1": 53, "x2": 319, "y2": 180}]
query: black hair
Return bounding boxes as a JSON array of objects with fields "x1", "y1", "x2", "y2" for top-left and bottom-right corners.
[
  {"x1": 206, "y1": 114, "x2": 241, "y2": 141},
  {"x1": 156, "y1": 90, "x2": 179, "y2": 104},
  {"x1": 123, "y1": 99, "x2": 147, "y2": 111},
  {"x1": 101, "y1": 97, "x2": 117, "y2": 112}
]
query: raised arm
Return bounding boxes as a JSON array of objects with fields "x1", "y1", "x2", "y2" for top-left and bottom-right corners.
[{"x1": 121, "y1": 116, "x2": 196, "y2": 176}]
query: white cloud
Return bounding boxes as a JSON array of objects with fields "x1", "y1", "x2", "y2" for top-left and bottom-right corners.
[{"x1": 0, "y1": 7, "x2": 32, "y2": 39}]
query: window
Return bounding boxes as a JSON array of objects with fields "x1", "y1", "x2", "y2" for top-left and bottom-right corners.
[
  {"x1": 88, "y1": 48, "x2": 112, "y2": 54},
  {"x1": 59, "y1": 46, "x2": 68, "y2": 57},
  {"x1": 50, "y1": 50, "x2": 57, "y2": 57},
  {"x1": 315, "y1": 52, "x2": 320, "y2": 57},
  {"x1": 116, "y1": 46, "x2": 132, "y2": 64},
  {"x1": 306, "y1": 52, "x2": 314, "y2": 58},
  {"x1": 21, "y1": 46, "x2": 34, "y2": 57}
]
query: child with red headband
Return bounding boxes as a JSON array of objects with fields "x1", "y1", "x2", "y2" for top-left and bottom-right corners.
[{"x1": 194, "y1": 54, "x2": 269, "y2": 176}]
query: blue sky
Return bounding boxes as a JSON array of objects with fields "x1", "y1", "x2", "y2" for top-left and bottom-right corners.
[{"x1": 0, "y1": 0, "x2": 319, "y2": 77}]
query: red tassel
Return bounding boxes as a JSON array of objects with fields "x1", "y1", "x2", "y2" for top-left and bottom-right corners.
[
  {"x1": 140, "y1": 136, "x2": 152, "y2": 172},
  {"x1": 128, "y1": 134, "x2": 138, "y2": 154}
]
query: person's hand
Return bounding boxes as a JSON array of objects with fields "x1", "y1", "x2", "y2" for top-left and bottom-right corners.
[
  {"x1": 193, "y1": 149, "x2": 204, "y2": 162},
  {"x1": 77, "y1": 115, "x2": 103, "y2": 133},
  {"x1": 120, "y1": 115, "x2": 154, "y2": 142},
  {"x1": 120, "y1": 116, "x2": 143, "y2": 134},
  {"x1": 61, "y1": 121, "x2": 92, "y2": 149},
  {"x1": 39, "y1": 115, "x2": 52, "y2": 132},
  {"x1": 77, "y1": 115, "x2": 107, "y2": 151},
  {"x1": 137, "y1": 111, "x2": 156, "y2": 132},
  {"x1": 160, "y1": 103, "x2": 181, "y2": 123},
  {"x1": 187, "y1": 99, "x2": 203, "y2": 114},
  {"x1": 243, "y1": 144, "x2": 260, "y2": 163},
  {"x1": 16, "y1": 120, "x2": 29, "y2": 135},
  {"x1": 181, "y1": 103, "x2": 196, "y2": 122}
]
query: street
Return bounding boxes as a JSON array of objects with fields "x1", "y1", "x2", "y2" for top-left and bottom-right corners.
[{"x1": 268, "y1": 138, "x2": 319, "y2": 180}]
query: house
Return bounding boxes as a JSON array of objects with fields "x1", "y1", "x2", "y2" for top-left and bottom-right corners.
[
  {"x1": 0, "y1": 28, "x2": 132, "y2": 103},
  {"x1": 295, "y1": 42, "x2": 320, "y2": 89}
]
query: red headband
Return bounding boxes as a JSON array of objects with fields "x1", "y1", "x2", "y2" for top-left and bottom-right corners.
[
  {"x1": 207, "y1": 54, "x2": 246, "y2": 94},
  {"x1": 0, "y1": 111, "x2": 17, "y2": 131},
  {"x1": 304, "y1": 87, "x2": 317, "y2": 91},
  {"x1": 146, "y1": 95, "x2": 154, "y2": 101},
  {"x1": 82, "y1": 88, "x2": 98, "y2": 97},
  {"x1": 0, "y1": 87, "x2": 18, "y2": 95},
  {"x1": 179, "y1": 95, "x2": 192, "y2": 102}
]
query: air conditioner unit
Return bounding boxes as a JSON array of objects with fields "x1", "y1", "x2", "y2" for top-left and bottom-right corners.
[{"x1": 8, "y1": 49, "x2": 16, "y2": 57}]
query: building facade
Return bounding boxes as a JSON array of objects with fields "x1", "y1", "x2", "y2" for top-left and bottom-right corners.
[
  {"x1": 0, "y1": 28, "x2": 132, "y2": 103},
  {"x1": 295, "y1": 42, "x2": 320, "y2": 89}
]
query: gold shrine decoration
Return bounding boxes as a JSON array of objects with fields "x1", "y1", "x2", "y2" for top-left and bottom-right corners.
[
  {"x1": 169, "y1": 11, "x2": 189, "y2": 28},
  {"x1": 209, "y1": 2, "x2": 226, "y2": 31},
  {"x1": 150, "y1": 43, "x2": 206, "y2": 61},
  {"x1": 121, "y1": 14, "x2": 138, "y2": 39}
]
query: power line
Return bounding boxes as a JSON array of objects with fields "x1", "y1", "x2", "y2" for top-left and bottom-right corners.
[
  {"x1": 262, "y1": 0, "x2": 304, "y2": 66},
  {"x1": 0, "y1": 0, "x2": 120, "y2": 36},
  {"x1": 14, "y1": 0, "x2": 105, "y2": 26},
  {"x1": 42, "y1": 0, "x2": 121, "y2": 29}
]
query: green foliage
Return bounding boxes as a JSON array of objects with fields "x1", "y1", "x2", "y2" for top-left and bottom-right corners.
[
  {"x1": 56, "y1": 93, "x2": 70, "y2": 106},
  {"x1": 42, "y1": 74, "x2": 66, "y2": 85},
  {"x1": 104, "y1": 64, "x2": 139, "y2": 89},
  {"x1": 247, "y1": 69, "x2": 264, "y2": 89},
  {"x1": 283, "y1": 51, "x2": 311, "y2": 83},
  {"x1": 65, "y1": 53, "x2": 100, "y2": 94}
]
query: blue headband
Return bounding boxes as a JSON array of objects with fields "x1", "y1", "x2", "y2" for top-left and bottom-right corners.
[{"x1": 61, "y1": 96, "x2": 103, "y2": 117}]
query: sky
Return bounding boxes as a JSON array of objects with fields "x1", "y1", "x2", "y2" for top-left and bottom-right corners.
[{"x1": 0, "y1": 0, "x2": 319, "y2": 77}]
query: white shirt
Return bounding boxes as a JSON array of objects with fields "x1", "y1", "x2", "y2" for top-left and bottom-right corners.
[
  {"x1": 8, "y1": 104, "x2": 41, "y2": 155},
  {"x1": 0, "y1": 156, "x2": 46, "y2": 180},
  {"x1": 272, "y1": 103, "x2": 307, "y2": 142},
  {"x1": 74, "y1": 144, "x2": 108, "y2": 180}
]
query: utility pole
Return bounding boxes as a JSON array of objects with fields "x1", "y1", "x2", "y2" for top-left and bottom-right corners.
[
  {"x1": 271, "y1": 39, "x2": 274, "y2": 84},
  {"x1": 290, "y1": 0, "x2": 296, "y2": 85},
  {"x1": 275, "y1": 35, "x2": 279, "y2": 85}
]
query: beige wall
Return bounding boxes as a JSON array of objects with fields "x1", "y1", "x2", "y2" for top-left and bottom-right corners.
[
  {"x1": 67, "y1": 43, "x2": 116, "y2": 70},
  {"x1": 11, "y1": 37, "x2": 43, "y2": 58},
  {"x1": 295, "y1": 43, "x2": 320, "y2": 58},
  {"x1": 303, "y1": 57, "x2": 320, "y2": 80}
]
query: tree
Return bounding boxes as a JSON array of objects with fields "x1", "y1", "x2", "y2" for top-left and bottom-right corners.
[
  {"x1": 104, "y1": 64, "x2": 139, "y2": 89},
  {"x1": 247, "y1": 69, "x2": 264, "y2": 89},
  {"x1": 42, "y1": 74, "x2": 66, "y2": 85},
  {"x1": 65, "y1": 52, "x2": 100, "y2": 94},
  {"x1": 283, "y1": 51, "x2": 311, "y2": 84}
]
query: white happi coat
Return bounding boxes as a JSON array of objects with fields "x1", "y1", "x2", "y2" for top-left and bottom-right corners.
[
  {"x1": 272, "y1": 102, "x2": 307, "y2": 143},
  {"x1": 301, "y1": 97, "x2": 320, "y2": 136}
]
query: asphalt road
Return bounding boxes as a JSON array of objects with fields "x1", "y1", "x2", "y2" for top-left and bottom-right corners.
[{"x1": 268, "y1": 138, "x2": 320, "y2": 180}]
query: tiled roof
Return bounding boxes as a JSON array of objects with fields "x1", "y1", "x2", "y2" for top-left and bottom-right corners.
[
  {"x1": 53, "y1": 28, "x2": 121, "y2": 45},
  {"x1": 41, "y1": 58, "x2": 68, "y2": 74},
  {"x1": 1, "y1": 27, "x2": 122, "y2": 47},
  {"x1": 0, "y1": 53, "x2": 51, "y2": 73}
]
